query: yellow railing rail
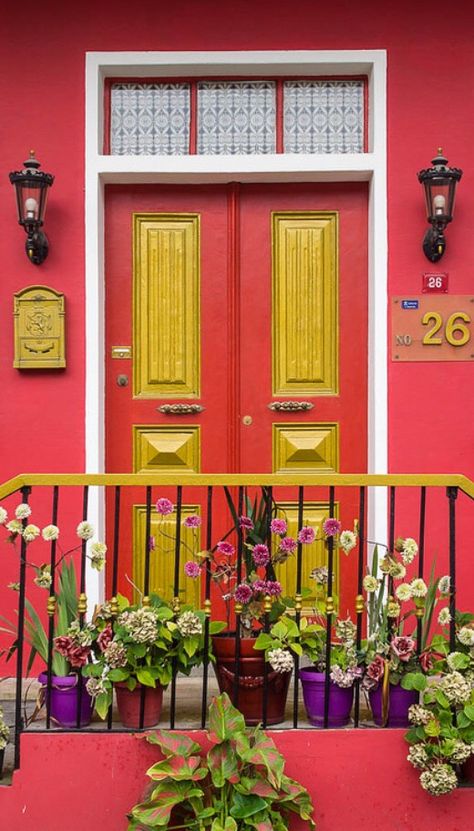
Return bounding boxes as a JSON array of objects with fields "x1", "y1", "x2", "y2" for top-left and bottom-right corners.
[{"x1": 1, "y1": 473, "x2": 474, "y2": 500}]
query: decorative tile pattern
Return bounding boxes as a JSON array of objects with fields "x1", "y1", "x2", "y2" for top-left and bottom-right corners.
[
  {"x1": 110, "y1": 83, "x2": 190, "y2": 155},
  {"x1": 283, "y1": 81, "x2": 364, "y2": 154},
  {"x1": 197, "y1": 81, "x2": 276, "y2": 154}
]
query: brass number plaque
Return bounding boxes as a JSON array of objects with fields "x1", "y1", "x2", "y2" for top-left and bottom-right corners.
[
  {"x1": 14, "y1": 285, "x2": 66, "y2": 369},
  {"x1": 392, "y1": 296, "x2": 474, "y2": 361}
]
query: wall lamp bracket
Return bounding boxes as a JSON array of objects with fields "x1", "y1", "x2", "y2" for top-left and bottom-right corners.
[
  {"x1": 418, "y1": 149, "x2": 462, "y2": 263},
  {"x1": 9, "y1": 151, "x2": 54, "y2": 265}
]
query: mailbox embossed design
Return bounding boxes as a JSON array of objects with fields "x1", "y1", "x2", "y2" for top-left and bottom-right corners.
[{"x1": 14, "y1": 285, "x2": 66, "y2": 368}]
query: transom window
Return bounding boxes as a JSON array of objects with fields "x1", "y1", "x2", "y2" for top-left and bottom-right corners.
[{"x1": 108, "y1": 78, "x2": 365, "y2": 155}]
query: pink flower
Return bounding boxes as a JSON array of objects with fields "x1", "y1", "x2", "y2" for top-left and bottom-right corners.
[
  {"x1": 148, "y1": 536, "x2": 156, "y2": 551},
  {"x1": 265, "y1": 580, "x2": 282, "y2": 597},
  {"x1": 252, "y1": 579, "x2": 267, "y2": 595},
  {"x1": 156, "y1": 498, "x2": 174, "y2": 516},
  {"x1": 367, "y1": 655, "x2": 386, "y2": 683},
  {"x1": 68, "y1": 645, "x2": 91, "y2": 668},
  {"x1": 279, "y1": 536, "x2": 297, "y2": 554},
  {"x1": 270, "y1": 518, "x2": 287, "y2": 536},
  {"x1": 184, "y1": 515, "x2": 201, "y2": 528},
  {"x1": 323, "y1": 518, "x2": 342, "y2": 537},
  {"x1": 391, "y1": 636, "x2": 416, "y2": 662},
  {"x1": 239, "y1": 516, "x2": 254, "y2": 531},
  {"x1": 234, "y1": 583, "x2": 253, "y2": 604},
  {"x1": 184, "y1": 560, "x2": 201, "y2": 578},
  {"x1": 298, "y1": 526, "x2": 316, "y2": 545},
  {"x1": 252, "y1": 543, "x2": 270, "y2": 567},
  {"x1": 97, "y1": 625, "x2": 113, "y2": 652},
  {"x1": 217, "y1": 541, "x2": 235, "y2": 557},
  {"x1": 54, "y1": 636, "x2": 73, "y2": 658}
]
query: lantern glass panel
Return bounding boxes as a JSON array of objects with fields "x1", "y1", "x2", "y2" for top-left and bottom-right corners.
[{"x1": 424, "y1": 180, "x2": 451, "y2": 222}]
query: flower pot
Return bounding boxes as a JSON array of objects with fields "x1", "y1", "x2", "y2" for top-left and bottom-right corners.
[
  {"x1": 299, "y1": 667, "x2": 354, "y2": 727},
  {"x1": 114, "y1": 681, "x2": 163, "y2": 728},
  {"x1": 38, "y1": 672, "x2": 93, "y2": 728},
  {"x1": 0, "y1": 747, "x2": 5, "y2": 780},
  {"x1": 369, "y1": 683, "x2": 418, "y2": 727},
  {"x1": 212, "y1": 635, "x2": 291, "y2": 725}
]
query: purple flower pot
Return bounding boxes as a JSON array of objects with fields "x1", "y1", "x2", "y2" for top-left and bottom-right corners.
[
  {"x1": 369, "y1": 683, "x2": 419, "y2": 727},
  {"x1": 300, "y1": 667, "x2": 353, "y2": 727},
  {"x1": 38, "y1": 672, "x2": 93, "y2": 728}
]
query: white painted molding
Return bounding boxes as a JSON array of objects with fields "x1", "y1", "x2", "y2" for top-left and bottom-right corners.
[{"x1": 85, "y1": 49, "x2": 388, "y2": 604}]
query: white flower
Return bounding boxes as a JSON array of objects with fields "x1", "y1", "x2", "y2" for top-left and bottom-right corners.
[
  {"x1": 90, "y1": 541, "x2": 107, "y2": 557},
  {"x1": 410, "y1": 578, "x2": 428, "y2": 598},
  {"x1": 6, "y1": 520, "x2": 22, "y2": 535},
  {"x1": 419, "y1": 764, "x2": 458, "y2": 796},
  {"x1": 42, "y1": 524, "x2": 60, "y2": 541},
  {"x1": 401, "y1": 538, "x2": 418, "y2": 564},
  {"x1": 15, "y1": 503, "x2": 31, "y2": 520},
  {"x1": 447, "y1": 652, "x2": 464, "y2": 671},
  {"x1": 0, "y1": 507, "x2": 7, "y2": 525},
  {"x1": 76, "y1": 521, "x2": 95, "y2": 540},
  {"x1": 438, "y1": 607, "x2": 451, "y2": 626},
  {"x1": 176, "y1": 610, "x2": 202, "y2": 637},
  {"x1": 339, "y1": 530, "x2": 357, "y2": 554},
  {"x1": 268, "y1": 648, "x2": 293, "y2": 674},
  {"x1": 22, "y1": 524, "x2": 40, "y2": 542},
  {"x1": 395, "y1": 583, "x2": 412, "y2": 602},
  {"x1": 457, "y1": 627, "x2": 474, "y2": 647},
  {"x1": 363, "y1": 575, "x2": 378, "y2": 593},
  {"x1": 389, "y1": 562, "x2": 406, "y2": 580},
  {"x1": 408, "y1": 704, "x2": 432, "y2": 726},
  {"x1": 438, "y1": 575, "x2": 451, "y2": 594},
  {"x1": 34, "y1": 566, "x2": 51, "y2": 588},
  {"x1": 440, "y1": 671, "x2": 471, "y2": 705},
  {"x1": 407, "y1": 744, "x2": 429, "y2": 770}
]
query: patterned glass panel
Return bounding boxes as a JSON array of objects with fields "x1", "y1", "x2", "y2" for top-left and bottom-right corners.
[
  {"x1": 110, "y1": 83, "x2": 190, "y2": 155},
  {"x1": 283, "y1": 81, "x2": 364, "y2": 154},
  {"x1": 197, "y1": 81, "x2": 276, "y2": 154}
]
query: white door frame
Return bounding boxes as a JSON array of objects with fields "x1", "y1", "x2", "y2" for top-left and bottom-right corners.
[{"x1": 85, "y1": 50, "x2": 387, "y2": 605}]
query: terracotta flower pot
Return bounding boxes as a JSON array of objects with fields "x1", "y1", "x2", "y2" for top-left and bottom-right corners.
[
  {"x1": 212, "y1": 634, "x2": 291, "y2": 725},
  {"x1": 114, "y1": 681, "x2": 163, "y2": 728}
]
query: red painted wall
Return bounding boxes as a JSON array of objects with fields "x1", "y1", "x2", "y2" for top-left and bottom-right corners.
[
  {"x1": 0, "y1": 1, "x2": 473, "y2": 667},
  {"x1": 2, "y1": 730, "x2": 474, "y2": 831}
]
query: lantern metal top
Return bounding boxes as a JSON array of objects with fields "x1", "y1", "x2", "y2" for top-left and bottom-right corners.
[
  {"x1": 8, "y1": 150, "x2": 54, "y2": 188},
  {"x1": 417, "y1": 148, "x2": 462, "y2": 187}
]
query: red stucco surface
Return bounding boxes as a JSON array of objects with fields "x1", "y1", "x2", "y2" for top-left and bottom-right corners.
[{"x1": 1, "y1": 730, "x2": 474, "y2": 830}]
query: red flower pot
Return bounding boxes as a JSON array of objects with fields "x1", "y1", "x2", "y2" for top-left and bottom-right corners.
[{"x1": 114, "y1": 682, "x2": 163, "y2": 728}]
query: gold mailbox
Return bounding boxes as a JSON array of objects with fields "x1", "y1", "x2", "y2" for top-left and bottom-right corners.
[{"x1": 14, "y1": 285, "x2": 66, "y2": 369}]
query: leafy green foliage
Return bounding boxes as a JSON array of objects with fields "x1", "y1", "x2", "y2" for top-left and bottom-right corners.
[{"x1": 127, "y1": 693, "x2": 316, "y2": 831}]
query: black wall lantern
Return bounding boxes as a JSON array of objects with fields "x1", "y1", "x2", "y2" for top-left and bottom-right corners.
[
  {"x1": 9, "y1": 151, "x2": 54, "y2": 265},
  {"x1": 417, "y1": 149, "x2": 462, "y2": 262}
]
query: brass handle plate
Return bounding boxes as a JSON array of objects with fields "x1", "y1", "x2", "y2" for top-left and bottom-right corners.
[
  {"x1": 268, "y1": 401, "x2": 314, "y2": 412},
  {"x1": 158, "y1": 404, "x2": 205, "y2": 414}
]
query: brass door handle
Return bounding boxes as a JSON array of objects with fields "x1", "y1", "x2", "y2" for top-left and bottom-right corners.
[
  {"x1": 268, "y1": 401, "x2": 314, "y2": 412},
  {"x1": 158, "y1": 404, "x2": 205, "y2": 414}
]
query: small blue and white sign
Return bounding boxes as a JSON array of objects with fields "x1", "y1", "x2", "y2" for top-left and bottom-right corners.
[{"x1": 401, "y1": 299, "x2": 419, "y2": 310}]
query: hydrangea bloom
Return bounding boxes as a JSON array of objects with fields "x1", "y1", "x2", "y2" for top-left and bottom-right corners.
[
  {"x1": 268, "y1": 648, "x2": 293, "y2": 674},
  {"x1": 419, "y1": 764, "x2": 457, "y2": 796}
]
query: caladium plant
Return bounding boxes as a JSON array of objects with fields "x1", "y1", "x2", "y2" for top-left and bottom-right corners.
[{"x1": 127, "y1": 692, "x2": 316, "y2": 831}]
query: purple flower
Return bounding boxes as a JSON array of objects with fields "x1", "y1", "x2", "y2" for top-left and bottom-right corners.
[
  {"x1": 270, "y1": 518, "x2": 287, "y2": 536},
  {"x1": 280, "y1": 537, "x2": 296, "y2": 554},
  {"x1": 217, "y1": 541, "x2": 235, "y2": 557},
  {"x1": 323, "y1": 518, "x2": 342, "y2": 537},
  {"x1": 156, "y1": 497, "x2": 174, "y2": 516},
  {"x1": 252, "y1": 579, "x2": 267, "y2": 595},
  {"x1": 279, "y1": 536, "x2": 297, "y2": 554},
  {"x1": 265, "y1": 580, "x2": 282, "y2": 597},
  {"x1": 252, "y1": 543, "x2": 270, "y2": 567},
  {"x1": 234, "y1": 583, "x2": 253, "y2": 604},
  {"x1": 239, "y1": 516, "x2": 254, "y2": 531},
  {"x1": 184, "y1": 561, "x2": 201, "y2": 578},
  {"x1": 298, "y1": 526, "x2": 316, "y2": 544},
  {"x1": 184, "y1": 514, "x2": 202, "y2": 528}
]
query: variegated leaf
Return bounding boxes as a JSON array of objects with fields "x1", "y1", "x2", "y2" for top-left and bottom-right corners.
[
  {"x1": 243, "y1": 732, "x2": 284, "y2": 789},
  {"x1": 146, "y1": 730, "x2": 201, "y2": 757},
  {"x1": 147, "y1": 755, "x2": 207, "y2": 782},
  {"x1": 208, "y1": 693, "x2": 246, "y2": 744},
  {"x1": 207, "y1": 741, "x2": 240, "y2": 787}
]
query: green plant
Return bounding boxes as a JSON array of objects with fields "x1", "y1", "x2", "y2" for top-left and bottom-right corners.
[
  {"x1": 84, "y1": 594, "x2": 226, "y2": 719},
  {"x1": 254, "y1": 614, "x2": 362, "y2": 687},
  {"x1": 127, "y1": 692, "x2": 315, "y2": 831},
  {"x1": 404, "y1": 611, "x2": 474, "y2": 795}
]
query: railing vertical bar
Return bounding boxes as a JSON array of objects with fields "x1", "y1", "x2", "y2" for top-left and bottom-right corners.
[
  {"x1": 170, "y1": 485, "x2": 183, "y2": 729},
  {"x1": 293, "y1": 485, "x2": 304, "y2": 728},
  {"x1": 233, "y1": 486, "x2": 244, "y2": 709},
  {"x1": 354, "y1": 485, "x2": 366, "y2": 728},
  {"x1": 14, "y1": 485, "x2": 31, "y2": 770},
  {"x1": 262, "y1": 486, "x2": 272, "y2": 729},
  {"x1": 200, "y1": 486, "x2": 213, "y2": 728},
  {"x1": 139, "y1": 485, "x2": 153, "y2": 730},
  {"x1": 107, "y1": 485, "x2": 121, "y2": 730},
  {"x1": 46, "y1": 486, "x2": 60, "y2": 730},
  {"x1": 447, "y1": 487, "x2": 458, "y2": 652},
  {"x1": 76, "y1": 485, "x2": 89, "y2": 729},
  {"x1": 323, "y1": 485, "x2": 335, "y2": 730},
  {"x1": 416, "y1": 486, "x2": 426, "y2": 655},
  {"x1": 389, "y1": 486, "x2": 396, "y2": 551}
]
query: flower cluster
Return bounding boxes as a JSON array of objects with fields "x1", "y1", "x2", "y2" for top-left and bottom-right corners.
[
  {"x1": 268, "y1": 647, "x2": 294, "y2": 674},
  {"x1": 0, "y1": 705, "x2": 9, "y2": 750},
  {"x1": 54, "y1": 621, "x2": 98, "y2": 668},
  {"x1": 118, "y1": 607, "x2": 159, "y2": 644}
]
